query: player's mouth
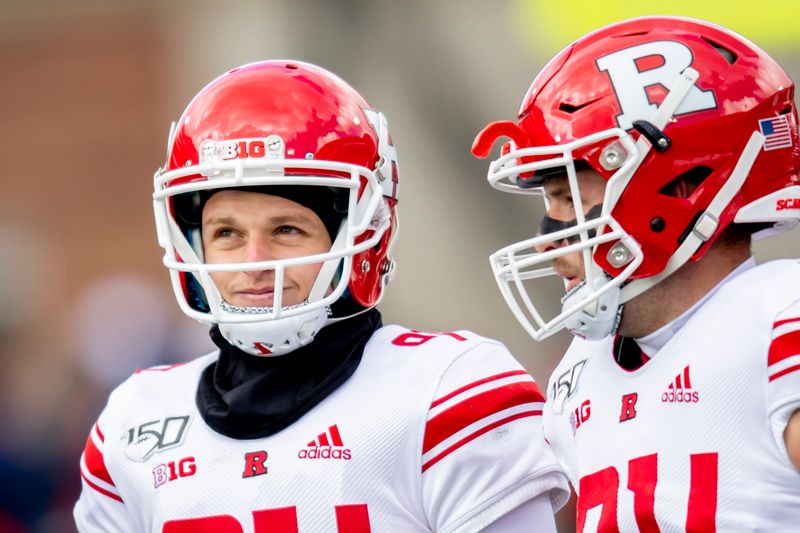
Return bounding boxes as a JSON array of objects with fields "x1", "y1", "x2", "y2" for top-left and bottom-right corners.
[
  {"x1": 233, "y1": 287, "x2": 276, "y2": 307},
  {"x1": 553, "y1": 266, "x2": 583, "y2": 292},
  {"x1": 562, "y1": 275, "x2": 581, "y2": 292}
]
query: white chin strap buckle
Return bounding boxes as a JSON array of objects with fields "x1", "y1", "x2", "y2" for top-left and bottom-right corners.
[
  {"x1": 218, "y1": 304, "x2": 331, "y2": 357},
  {"x1": 563, "y1": 278, "x2": 622, "y2": 340}
]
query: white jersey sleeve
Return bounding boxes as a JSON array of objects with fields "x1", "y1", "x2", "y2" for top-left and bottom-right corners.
[
  {"x1": 767, "y1": 297, "x2": 800, "y2": 461},
  {"x1": 420, "y1": 338, "x2": 568, "y2": 533},
  {"x1": 74, "y1": 403, "x2": 137, "y2": 532},
  {"x1": 480, "y1": 493, "x2": 557, "y2": 532}
]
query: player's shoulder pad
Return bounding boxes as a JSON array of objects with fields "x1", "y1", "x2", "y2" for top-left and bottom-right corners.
[
  {"x1": 724, "y1": 259, "x2": 800, "y2": 302},
  {"x1": 371, "y1": 325, "x2": 508, "y2": 360},
  {"x1": 546, "y1": 335, "x2": 609, "y2": 392},
  {"x1": 106, "y1": 352, "x2": 217, "y2": 407},
  {"x1": 705, "y1": 260, "x2": 800, "y2": 332}
]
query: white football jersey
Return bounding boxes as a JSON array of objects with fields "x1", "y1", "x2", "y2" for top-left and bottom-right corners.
[
  {"x1": 76, "y1": 325, "x2": 568, "y2": 532},
  {"x1": 543, "y1": 259, "x2": 800, "y2": 532}
]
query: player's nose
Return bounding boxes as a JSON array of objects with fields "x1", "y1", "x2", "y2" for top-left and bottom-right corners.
[
  {"x1": 533, "y1": 214, "x2": 573, "y2": 253},
  {"x1": 242, "y1": 236, "x2": 278, "y2": 277}
]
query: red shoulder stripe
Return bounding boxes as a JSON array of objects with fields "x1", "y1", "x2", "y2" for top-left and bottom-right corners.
[
  {"x1": 768, "y1": 329, "x2": 800, "y2": 366},
  {"x1": 135, "y1": 362, "x2": 186, "y2": 374},
  {"x1": 430, "y1": 370, "x2": 529, "y2": 408},
  {"x1": 80, "y1": 471, "x2": 123, "y2": 503},
  {"x1": 424, "y1": 381, "x2": 543, "y2": 454},
  {"x1": 769, "y1": 364, "x2": 800, "y2": 382},
  {"x1": 83, "y1": 427, "x2": 114, "y2": 486},
  {"x1": 422, "y1": 410, "x2": 539, "y2": 472},
  {"x1": 774, "y1": 317, "x2": 800, "y2": 329}
]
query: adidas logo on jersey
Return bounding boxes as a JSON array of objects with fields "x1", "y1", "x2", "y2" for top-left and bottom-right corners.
[
  {"x1": 661, "y1": 366, "x2": 699, "y2": 403},
  {"x1": 298, "y1": 424, "x2": 352, "y2": 460}
]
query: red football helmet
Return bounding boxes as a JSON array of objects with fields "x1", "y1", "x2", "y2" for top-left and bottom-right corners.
[
  {"x1": 153, "y1": 61, "x2": 399, "y2": 355},
  {"x1": 473, "y1": 16, "x2": 800, "y2": 340}
]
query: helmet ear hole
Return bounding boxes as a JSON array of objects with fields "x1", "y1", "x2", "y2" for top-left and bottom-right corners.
[
  {"x1": 183, "y1": 272, "x2": 210, "y2": 313},
  {"x1": 658, "y1": 166, "x2": 712, "y2": 198},
  {"x1": 173, "y1": 192, "x2": 206, "y2": 228}
]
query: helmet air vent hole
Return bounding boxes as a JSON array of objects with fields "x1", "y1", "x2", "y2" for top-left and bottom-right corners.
[
  {"x1": 611, "y1": 30, "x2": 650, "y2": 38},
  {"x1": 285, "y1": 63, "x2": 298, "y2": 70},
  {"x1": 702, "y1": 37, "x2": 737, "y2": 65},
  {"x1": 558, "y1": 97, "x2": 601, "y2": 114}
]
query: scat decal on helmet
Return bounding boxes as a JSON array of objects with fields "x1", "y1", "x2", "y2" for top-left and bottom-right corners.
[
  {"x1": 473, "y1": 16, "x2": 800, "y2": 341},
  {"x1": 153, "y1": 61, "x2": 399, "y2": 355}
]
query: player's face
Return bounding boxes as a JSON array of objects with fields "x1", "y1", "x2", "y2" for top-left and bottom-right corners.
[
  {"x1": 534, "y1": 167, "x2": 607, "y2": 292},
  {"x1": 202, "y1": 190, "x2": 333, "y2": 308}
]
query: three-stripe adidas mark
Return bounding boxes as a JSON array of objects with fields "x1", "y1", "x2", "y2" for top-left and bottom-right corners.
[
  {"x1": 298, "y1": 425, "x2": 352, "y2": 460},
  {"x1": 662, "y1": 366, "x2": 699, "y2": 403}
]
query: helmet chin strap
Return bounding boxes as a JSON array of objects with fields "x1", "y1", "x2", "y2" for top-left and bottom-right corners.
[
  {"x1": 619, "y1": 129, "x2": 764, "y2": 304},
  {"x1": 219, "y1": 305, "x2": 331, "y2": 356},
  {"x1": 562, "y1": 270, "x2": 623, "y2": 340},
  {"x1": 605, "y1": 68, "x2": 701, "y2": 209}
]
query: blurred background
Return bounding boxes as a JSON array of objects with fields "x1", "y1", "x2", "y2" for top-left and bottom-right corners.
[{"x1": 1, "y1": 0, "x2": 799, "y2": 531}]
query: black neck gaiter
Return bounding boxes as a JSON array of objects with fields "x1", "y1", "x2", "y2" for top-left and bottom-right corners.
[{"x1": 197, "y1": 309, "x2": 382, "y2": 439}]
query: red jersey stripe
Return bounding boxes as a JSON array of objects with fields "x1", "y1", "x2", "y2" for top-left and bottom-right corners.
[
  {"x1": 774, "y1": 317, "x2": 800, "y2": 329},
  {"x1": 430, "y1": 370, "x2": 529, "y2": 408},
  {"x1": 80, "y1": 471, "x2": 123, "y2": 503},
  {"x1": 769, "y1": 363, "x2": 800, "y2": 382},
  {"x1": 423, "y1": 381, "x2": 543, "y2": 453},
  {"x1": 422, "y1": 410, "x2": 540, "y2": 472},
  {"x1": 95, "y1": 422, "x2": 104, "y2": 442},
  {"x1": 768, "y1": 330, "x2": 800, "y2": 366},
  {"x1": 135, "y1": 363, "x2": 186, "y2": 374},
  {"x1": 83, "y1": 434, "x2": 114, "y2": 486}
]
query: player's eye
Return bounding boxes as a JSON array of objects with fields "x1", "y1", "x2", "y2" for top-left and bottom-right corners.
[{"x1": 276, "y1": 225, "x2": 302, "y2": 235}]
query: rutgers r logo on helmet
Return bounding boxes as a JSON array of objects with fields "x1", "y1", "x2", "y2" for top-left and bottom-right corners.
[
  {"x1": 472, "y1": 16, "x2": 800, "y2": 341},
  {"x1": 596, "y1": 40, "x2": 718, "y2": 130}
]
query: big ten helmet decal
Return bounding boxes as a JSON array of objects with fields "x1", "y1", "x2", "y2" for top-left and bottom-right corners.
[
  {"x1": 473, "y1": 16, "x2": 800, "y2": 341},
  {"x1": 153, "y1": 61, "x2": 399, "y2": 355}
]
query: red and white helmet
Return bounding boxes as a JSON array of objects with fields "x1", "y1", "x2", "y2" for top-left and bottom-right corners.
[
  {"x1": 153, "y1": 61, "x2": 399, "y2": 355},
  {"x1": 473, "y1": 16, "x2": 800, "y2": 341}
]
